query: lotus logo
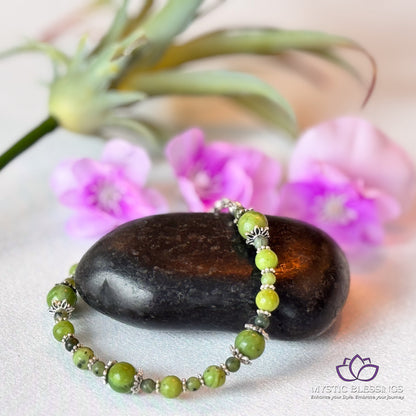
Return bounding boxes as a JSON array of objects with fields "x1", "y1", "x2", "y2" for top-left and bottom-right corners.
[{"x1": 336, "y1": 354, "x2": 379, "y2": 382}]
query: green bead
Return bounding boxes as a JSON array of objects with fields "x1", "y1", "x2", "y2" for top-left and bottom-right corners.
[
  {"x1": 225, "y1": 357, "x2": 241, "y2": 373},
  {"x1": 160, "y1": 375, "x2": 182, "y2": 398},
  {"x1": 64, "y1": 277, "x2": 76, "y2": 290},
  {"x1": 140, "y1": 378, "x2": 156, "y2": 393},
  {"x1": 261, "y1": 272, "x2": 276, "y2": 285},
  {"x1": 254, "y1": 314, "x2": 270, "y2": 329},
  {"x1": 256, "y1": 289, "x2": 280, "y2": 312},
  {"x1": 73, "y1": 347, "x2": 94, "y2": 370},
  {"x1": 235, "y1": 329, "x2": 265, "y2": 360},
  {"x1": 108, "y1": 362, "x2": 136, "y2": 393},
  {"x1": 68, "y1": 263, "x2": 78, "y2": 276},
  {"x1": 52, "y1": 320, "x2": 74, "y2": 341},
  {"x1": 253, "y1": 236, "x2": 269, "y2": 249},
  {"x1": 91, "y1": 361, "x2": 105, "y2": 377},
  {"x1": 203, "y1": 365, "x2": 226, "y2": 388},
  {"x1": 47, "y1": 284, "x2": 77, "y2": 308},
  {"x1": 186, "y1": 377, "x2": 201, "y2": 391},
  {"x1": 237, "y1": 211, "x2": 268, "y2": 239},
  {"x1": 255, "y1": 249, "x2": 278, "y2": 270}
]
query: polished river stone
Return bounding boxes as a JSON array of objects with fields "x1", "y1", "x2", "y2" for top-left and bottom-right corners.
[{"x1": 75, "y1": 213, "x2": 350, "y2": 339}]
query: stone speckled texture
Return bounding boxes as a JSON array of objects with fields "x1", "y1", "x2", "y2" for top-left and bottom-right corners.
[{"x1": 75, "y1": 213, "x2": 350, "y2": 339}]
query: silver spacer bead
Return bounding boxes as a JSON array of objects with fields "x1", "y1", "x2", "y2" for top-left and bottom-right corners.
[
  {"x1": 102, "y1": 360, "x2": 117, "y2": 384},
  {"x1": 220, "y1": 363, "x2": 230, "y2": 376},
  {"x1": 244, "y1": 323, "x2": 269, "y2": 340},
  {"x1": 229, "y1": 345, "x2": 252, "y2": 365},
  {"x1": 256, "y1": 245, "x2": 270, "y2": 253},
  {"x1": 245, "y1": 226, "x2": 270, "y2": 246},
  {"x1": 260, "y1": 268, "x2": 276, "y2": 275},
  {"x1": 197, "y1": 374, "x2": 205, "y2": 387},
  {"x1": 88, "y1": 356, "x2": 99, "y2": 371},
  {"x1": 182, "y1": 378, "x2": 187, "y2": 392},
  {"x1": 155, "y1": 379, "x2": 160, "y2": 393},
  {"x1": 131, "y1": 369, "x2": 144, "y2": 394},
  {"x1": 71, "y1": 343, "x2": 81, "y2": 354},
  {"x1": 61, "y1": 333, "x2": 73, "y2": 344},
  {"x1": 257, "y1": 309, "x2": 271, "y2": 317},
  {"x1": 260, "y1": 284, "x2": 275, "y2": 290},
  {"x1": 48, "y1": 299, "x2": 75, "y2": 319}
]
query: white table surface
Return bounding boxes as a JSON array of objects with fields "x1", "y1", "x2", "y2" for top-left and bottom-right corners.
[{"x1": 0, "y1": 1, "x2": 415, "y2": 415}]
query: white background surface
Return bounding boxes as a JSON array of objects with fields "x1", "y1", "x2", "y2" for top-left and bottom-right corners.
[{"x1": 0, "y1": 1, "x2": 415, "y2": 415}]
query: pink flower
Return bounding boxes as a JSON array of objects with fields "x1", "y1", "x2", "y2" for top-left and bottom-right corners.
[
  {"x1": 166, "y1": 128, "x2": 281, "y2": 213},
  {"x1": 51, "y1": 139, "x2": 167, "y2": 238},
  {"x1": 278, "y1": 117, "x2": 416, "y2": 251}
]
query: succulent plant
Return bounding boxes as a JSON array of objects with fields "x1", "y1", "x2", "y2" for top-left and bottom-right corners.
[{"x1": 0, "y1": 0, "x2": 374, "y2": 170}]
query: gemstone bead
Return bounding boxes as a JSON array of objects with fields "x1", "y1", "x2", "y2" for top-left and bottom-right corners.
[
  {"x1": 203, "y1": 365, "x2": 226, "y2": 388},
  {"x1": 237, "y1": 211, "x2": 268, "y2": 239},
  {"x1": 256, "y1": 289, "x2": 280, "y2": 312},
  {"x1": 69, "y1": 263, "x2": 78, "y2": 276},
  {"x1": 53, "y1": 320, "x2": 74, "y2": 341},
  {"x1": 253, "y1": 236, "x2": 268, "y2": 249},
  {"x1": 261, "y1": 272, "x2": 276, "y2": 285},
  {"x1": 235, "y1": 329, "x2": 265, "y2": 360},
  {"x1": 54, "y1": 310, "x2": 68, "y2": 322},
  {"x1": 108, "y1": 362, "x2": 136, "y2": 393},
  {"x1": 186, "y1": 377, "x2": 201, "y2": 391},
  {"x1": 254, "y1": 314, "x2": 270, "y2": 329},
  {"x1": 225, "y1": 357, "x2": 241, "y2": 372},
  {"x1": 140, "y1": 378, "x2": 156, "y2": 393},
  {"x1": 47, "y1": 284, "x2": 77, "y2": 308},
  {"x1": 64, "y1": 277, "x2": 76, "y2": 290},
  {"x1": 159, "y1": 375, "x2": 182, "y2": 398},
  {"x1": 64, "y1": 336, "x2": 79, "y2": 352},
  {"x1": 91, "y1": 361, "x2": 106, "y2": 377},
  {"x1": 73, "y1": 347, "x2": 94, "y2": 370},
  {"x1": 255, "y1": 249, "x2": 278, "y2": 270}
]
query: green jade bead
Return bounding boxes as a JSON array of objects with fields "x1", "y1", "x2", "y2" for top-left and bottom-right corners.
[
  {"x1": 108, "y1": 362, "x2": 136, "y2": 393},
  {"x1": 256, "y1": 289, "x2": 280, "y2": 312},
  {"x1": 237, "y1": 211, "x2": 268, "y2": 239},
  {"x1": 186, "y1": 377, "x2": 201, "y2": 391},
  {"x1": 261, "y1": 272, "x2": 276, "y2": 285},
  {"x1": 68, "y1": 263, "x2": 78, "y2": 276},
  {"x1": 203, "y1": 365, "x2": 226, "y2": 388},
  {"x1": 225, "y1": 357, "x2": 240, "y2": 372},
  {"x1": 255, "y1": 249, "x2": 278, "y2": 270},
  {"x1": 47, "y1": 284, "x2": 77, "y2": 308},
  {"x1": 91, "y1": 361, "x2": 106, "y2": 377},
  {"x1": 141, "y1": 378, "x2": 156, "y2": 393},
  {"x1": 235, "y1": 329, "x2": 265, "y2": 360},
  {"x1": 160, "y1": 375, "x2": 182, "y2": 398},
  {"x1": 73, "y1": 347, "x2": 94, "y2": 370},
  {"x1": 53, "y1": 320, "x2": 74, "y2": 342}
]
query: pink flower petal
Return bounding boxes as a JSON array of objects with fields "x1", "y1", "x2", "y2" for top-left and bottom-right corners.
[
  {"x1": 289, "y1": 117, "x2": 416, "y2": 213},
  {"x1": 101, "y1": 139, "x2": 151, "y2": 186},
  {"x1": 50, "y1": 159, "x2": 78, "y2": 197},
  {"x1": 177, "y1": 177, "x2": 205, "y2": 212},
  {"x1": 165, "y1": 128, "x2": 205, "y2": 177}
]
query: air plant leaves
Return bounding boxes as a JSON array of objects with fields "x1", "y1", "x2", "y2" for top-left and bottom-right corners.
[
  {"x1": 119, "y1": 69, "x2": 296, "y2": 135},
  {"x1": 150, "y1": 28, "x2": 376, "y2": 105},
  {"x1": 0, "y1": 0, "x2": 377, "y2": 170}
]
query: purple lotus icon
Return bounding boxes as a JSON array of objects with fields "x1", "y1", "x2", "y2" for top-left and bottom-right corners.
[{"x1": 336, "y1": 354, "x2": 379, "y2": 382}]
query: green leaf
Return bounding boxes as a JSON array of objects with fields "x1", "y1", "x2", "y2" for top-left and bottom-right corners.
[
  {"x1": 120, "y1": 69, "x2": 296, "y2": 135},
  {"x1": 122, "y1": 0, "x2": 204, "y2": 71},
  {"x1": 93, "y1": 0, "x2": 130, "y2": 55},
  {"x1": 153, "y1": 28, "x2": 376, "y2": 104},
  {"x1": 231, "y1": 96, "x2": 298, "y2": 137}
]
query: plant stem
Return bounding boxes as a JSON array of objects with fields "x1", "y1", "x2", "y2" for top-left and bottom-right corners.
[{"x1": 0, "y1": 116, "x2": 59, "y2": 171}]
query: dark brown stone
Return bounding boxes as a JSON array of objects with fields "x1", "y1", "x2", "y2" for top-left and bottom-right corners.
[{"x1": 75, "y1": 213, "x2": 349, "y2": 339}]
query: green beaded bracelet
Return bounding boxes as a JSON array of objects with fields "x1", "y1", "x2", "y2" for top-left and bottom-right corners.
[{"x1": 46, "y1": 199, "x2": 280, "y2": 398}]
